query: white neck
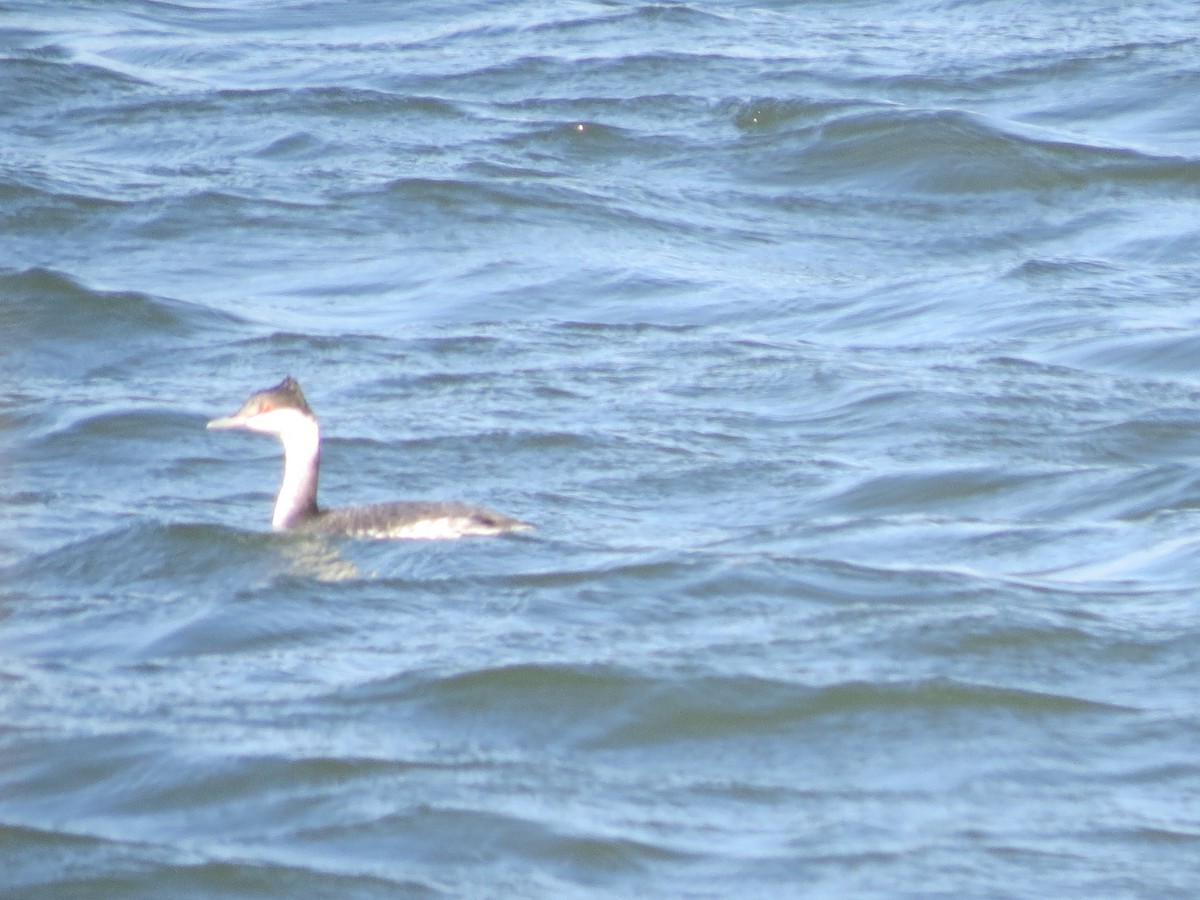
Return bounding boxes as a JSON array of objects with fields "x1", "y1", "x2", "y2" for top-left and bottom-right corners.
[{"x1": 267, "y1": 410, "x2": 321, "y2": 530}]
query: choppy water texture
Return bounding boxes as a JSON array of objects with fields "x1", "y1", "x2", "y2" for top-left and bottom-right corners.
[{"x1": 4, "y1": 1, "x2": 1200, "y2": 896}]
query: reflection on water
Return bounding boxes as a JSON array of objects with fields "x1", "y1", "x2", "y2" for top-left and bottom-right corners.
[{"x1": 280, "y1": 536, "x2": 361, "y2": 582}]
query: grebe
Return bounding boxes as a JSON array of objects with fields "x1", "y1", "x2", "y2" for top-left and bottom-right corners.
[{"x1": 207, "y1": 376, "x2": 530, "y2": 539}]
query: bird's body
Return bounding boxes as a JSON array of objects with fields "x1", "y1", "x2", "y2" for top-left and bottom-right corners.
[
  {"x1": 295, "y1": 500, "x2": 529, "y2": 540},
  {"x1": 207, "y1": 376, "x2": 529, "y2": 539}
]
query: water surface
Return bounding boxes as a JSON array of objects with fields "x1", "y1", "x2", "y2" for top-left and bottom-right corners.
[{"x1": 3, "y1": 1, "x2": 1200, "y2": 896}]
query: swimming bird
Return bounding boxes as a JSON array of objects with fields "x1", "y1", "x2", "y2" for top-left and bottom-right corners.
[{"x1": 207, "y1": 376, "x2": 530, "y2": 539}]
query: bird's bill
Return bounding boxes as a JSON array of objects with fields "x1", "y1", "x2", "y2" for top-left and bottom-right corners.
[{"x1": 206, "y1": 413, "x2": 248, "y2": 430}]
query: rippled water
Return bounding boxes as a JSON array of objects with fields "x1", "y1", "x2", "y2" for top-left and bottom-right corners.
[{"x1": 4, "y1": 1, "x2": 1200, "y2": 897}]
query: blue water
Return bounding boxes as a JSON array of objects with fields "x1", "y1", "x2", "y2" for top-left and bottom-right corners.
[{"x1": 4, "y1": 1, "x2": 1200, "y2": 896}]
